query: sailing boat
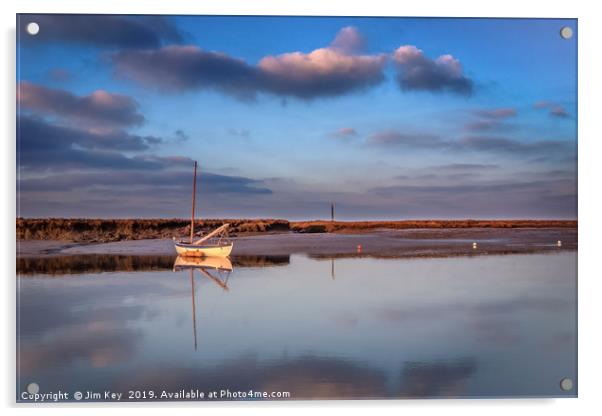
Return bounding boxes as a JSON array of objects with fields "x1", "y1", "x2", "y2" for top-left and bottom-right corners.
[{"x1": 174, "y1": 161, "x2": 234, "y2": 257}]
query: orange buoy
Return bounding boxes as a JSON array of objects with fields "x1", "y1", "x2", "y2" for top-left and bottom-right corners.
[{"x1": 357, "y1": 244, "x2": 362, "y2": 253}]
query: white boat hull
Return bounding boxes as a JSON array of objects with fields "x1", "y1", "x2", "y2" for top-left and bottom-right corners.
[{"x1": 175, "y1": 242, "x2": 233, "y2": 258}]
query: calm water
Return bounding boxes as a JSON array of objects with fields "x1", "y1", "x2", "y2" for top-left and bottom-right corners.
[{"x1": 17, "y1": 252, "x2": 577, "y2": 401}]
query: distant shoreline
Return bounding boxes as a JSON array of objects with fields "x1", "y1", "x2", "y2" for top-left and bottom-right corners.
[{"x1": 17, "y1": 218, "x2": 577, "y2": 243}]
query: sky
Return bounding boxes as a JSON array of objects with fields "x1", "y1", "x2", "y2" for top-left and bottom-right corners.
[{"x1": 16, "y1": 15, "x2": 577, "y2": 220}]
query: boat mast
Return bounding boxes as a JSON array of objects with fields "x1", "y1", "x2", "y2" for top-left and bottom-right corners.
[{"x1": 190, "y1": 161, "x2": 197, "y2": 243}]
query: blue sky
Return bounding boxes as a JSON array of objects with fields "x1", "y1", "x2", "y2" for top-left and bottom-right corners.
[{"x1": 17, "y1": 15, "x2": 577, "y2": 219}]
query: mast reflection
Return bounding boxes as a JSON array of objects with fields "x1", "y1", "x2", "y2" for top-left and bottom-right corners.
[{"x1": 173, "y1": 256, "x2": 233, "y2": 350}]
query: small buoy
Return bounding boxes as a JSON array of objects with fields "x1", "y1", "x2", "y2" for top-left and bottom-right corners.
[
  {"x1": 357, "y1": 244, "x2": 362, "y2": 253},
  {"x1": 472, "y1": 242, "x2": 478, "y2": 249},
  {"x1": 557, "y1": 240, "x2": 562, "y2": 247}
]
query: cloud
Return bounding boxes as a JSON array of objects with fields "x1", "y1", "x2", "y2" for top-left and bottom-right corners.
[
  {"x1": 367, "y1": 168, "x2": 576, "y2": 219},
  {"x1": 110, "y1": 27, "x2": 474, "y2": 100},
  {"x1": 463, "y1": 120, "x2": 512, "y2": 132},
  {"x1": 458, "y1": 136, "x2": 570, "y2": 155},
  {"x1": 174, "y1": 129, "x2": 190, "y2": 142},
  {"x1": 550, "y1": 106, "x2": 570, "y2": 118},
  {"x1": 331, "y1": 127, "x2": 358, "y2": 138},
  {"x1": 464, "y1": 107, "x2": 518, "y2": 132},
  {"x1": 368, "y1": 130, "x2": 443, "y2": 148},
  {"x1": 257, "y1": 47, "x2": 386, "y2": 99},
  {"x1": 371, "y1": 180, "x2": 567, "y2": 196},
  {"x1": 436, "y1": 163, "x2": 499, "y2": 171},
  {"x1": 17, "y1": 114, "x2": 272, "y2": 216},
  {"x1": 17, "y1": 109, "x2": 272, "y2": 216},
  {"x1": 19, "y1": 170, "x2": 272, "y2": 195},
  {"x1": 474, "y1": 108, "x2": 517, "y2": 119},
  {"x1": 46, "y1": 68, "x2": 72, "y2": 82},
  {"x1": 534, "y1": 101, "x2": 571, "y2": 118},
  {"x1": 18, "y1": 116, "x2": 164, "y2": 171},
  {"x1": 329, "y1": 26, "x2": 367, "y2": 54},
  {"x1": 18, "y1": 82, "x2": 145, "y2": 130},
  {"x1": 111, "y1": 27, "x2": 387, "y2": 100},
  {"x1": 227, "y1": 128, "x2": 251, "y2": 138},
  {"x1": 17, "y1": 154, "x2": 272, "y2": 216},
  {"x1": 20, "y1": 15, "x2": 183, "y2": 49},
  {"x1": 367, "y1": 128, "x2": 571, "y2": 158},
  {"x1": 112, "y1": 45, "x2": 259, "y2": 97},
  {"x1": 393, "y1": 45, "x2": 473, "y2": 95}
]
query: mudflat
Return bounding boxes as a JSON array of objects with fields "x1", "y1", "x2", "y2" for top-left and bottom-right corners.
[{"x1": 17, "y1": 227, "x2": 577, "y2": 259}]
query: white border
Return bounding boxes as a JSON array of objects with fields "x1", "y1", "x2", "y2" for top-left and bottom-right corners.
[{"x1": 3, "y1": 1, "x2": 601, "y2": 415}]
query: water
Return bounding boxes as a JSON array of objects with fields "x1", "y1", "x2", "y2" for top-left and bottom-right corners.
[{"x1": 17, "y1": 252, "x2": 577, "y2": 401}]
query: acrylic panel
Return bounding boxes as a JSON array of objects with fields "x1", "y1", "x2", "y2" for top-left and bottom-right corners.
[{"x1": 16, "y1": 14, "x2": 577, "y2": 402}]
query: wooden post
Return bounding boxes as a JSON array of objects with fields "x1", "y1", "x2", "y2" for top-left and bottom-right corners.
[
  {"x1": 190, "y1": 161, "x2": 197, "y2": 243},
  {"x1": 331, "y1": 202, "x2": 335, "y2": 222}
]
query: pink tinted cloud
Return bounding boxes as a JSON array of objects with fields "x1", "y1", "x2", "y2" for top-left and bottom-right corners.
[
  {"x1": 550, "y1": 106, "x2": 570, "y2": 118},
  {"x1": 368, "y1": 130, "x2": 443, "y2": 148},
  {"x1": 329, "y1": 26, "x2": 367, "y2": 54},
  {"x1": 257, "y1": 47, "x2": 387, "y2": 98},
  {"x1": 534, "y1": 101, "x2": 570, "y2": 118},
  {"x1": 18, "y1": 82, "x2": 144, "y2": 129},
  {"x1": 46, "y1": 68, "x2": 72, "y2": 82},
  {"x1": 112, "y1": 27, "x2": 387, "y2": 100},
  {"x1": 331, "y1": 127, "x2": 358, "y2": 138},
  {"x1": 464, "y1": 107, "x2": 518, "y2": 131},
  {"x1": 474, "y1": 107, "x2": 517, "y2": 119}
]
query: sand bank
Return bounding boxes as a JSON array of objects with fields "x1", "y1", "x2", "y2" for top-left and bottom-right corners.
[{"x1": 18, "y1": 228, "x2": 577, "y2": 259}]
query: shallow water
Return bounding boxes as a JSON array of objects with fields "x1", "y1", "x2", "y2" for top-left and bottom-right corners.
[{"x1": 17, "y1": 252, "x2": 577, "y2": 401}]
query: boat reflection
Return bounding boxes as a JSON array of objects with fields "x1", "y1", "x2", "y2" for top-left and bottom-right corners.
[
  {"x1": 173, "y1": 255, "x2": 233, "y2": 273},
  {"x1": 173, "y1": 256, "x2": 234, "y2": 350}
]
